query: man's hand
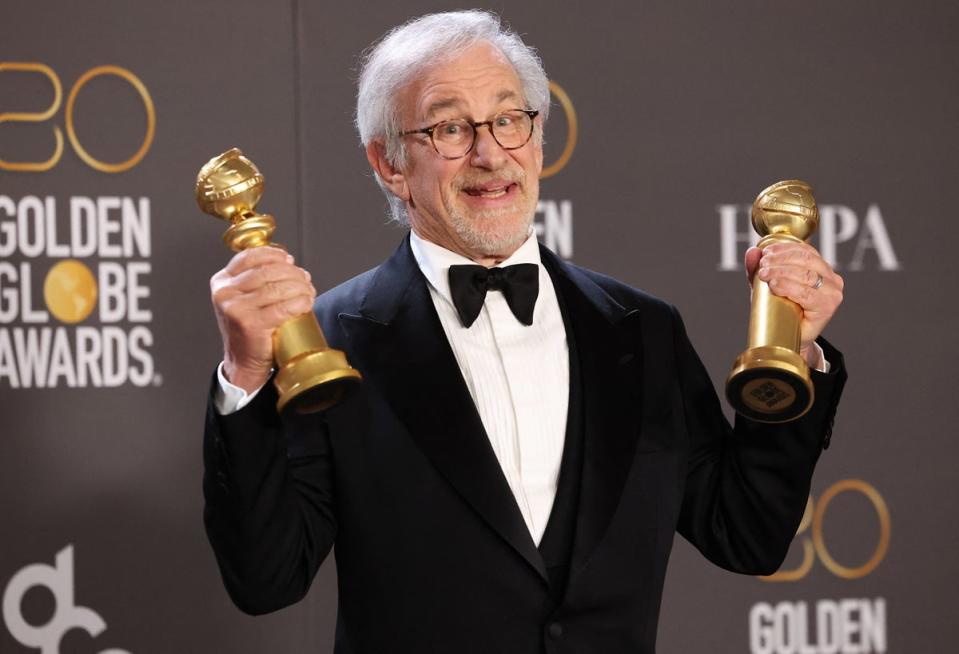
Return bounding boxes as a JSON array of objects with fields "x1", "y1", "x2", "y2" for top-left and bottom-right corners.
[
  {"x1": 210, "y1": 246, "x2": 317, "y2": 393},
  {"x1": 745, "y1": 242, "x2": 844, "y2": 364}
]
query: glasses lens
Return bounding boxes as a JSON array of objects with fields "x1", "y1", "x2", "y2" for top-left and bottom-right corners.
[
  {"x1": 491, "y1": 111, "x2": 533, "y2": 149},
  {"x1": 432, "y1": 119, "x2": 473, "y2": 158},
  {"x1": 429, "y1": 111, "x2": 534, "y2": 158}
]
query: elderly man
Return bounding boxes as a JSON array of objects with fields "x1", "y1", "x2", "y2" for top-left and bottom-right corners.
[{"x1": 203, "y1": 10, "x2": 846, "y2": 654}]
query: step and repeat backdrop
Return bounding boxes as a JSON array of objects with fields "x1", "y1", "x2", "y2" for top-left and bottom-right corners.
[{"x1": 2, "y1": 1, "x2": 956, "y2": 652}]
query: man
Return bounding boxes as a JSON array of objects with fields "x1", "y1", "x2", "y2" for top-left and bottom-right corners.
[{"x1": 203, "y1": 10, "x2": 846, "y2": 654}]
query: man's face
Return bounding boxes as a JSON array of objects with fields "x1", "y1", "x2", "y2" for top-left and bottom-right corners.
[{"x1": 396, "y1": 43, "x2": 543, "y2": 261}]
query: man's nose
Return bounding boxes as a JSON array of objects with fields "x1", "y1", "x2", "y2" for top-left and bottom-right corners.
[{"x1": 469, "y1": 124, "x2": 508, "y2": 169}]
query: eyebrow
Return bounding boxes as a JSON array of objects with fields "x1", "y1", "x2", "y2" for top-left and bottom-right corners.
[
  {"x1": 496, "y1": 89, "x2": 521, "y2": 105},
  {"x1": 424, "y1": 97, "x2": 465, "y2": 122},
  {"x1": 422, "y1": 89, "x2": 524, "y2": 122}
]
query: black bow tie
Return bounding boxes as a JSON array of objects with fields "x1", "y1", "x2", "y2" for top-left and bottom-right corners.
[{"x1": 448, "y1": 263, "x2": 539, "y2": 328}]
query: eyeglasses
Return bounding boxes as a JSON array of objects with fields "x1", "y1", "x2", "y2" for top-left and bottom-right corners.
[{"x1": 399, "y1": 109, "x2": 539, "y2": 160}]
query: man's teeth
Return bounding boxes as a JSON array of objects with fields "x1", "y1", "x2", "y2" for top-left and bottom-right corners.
[{"x1": 468, "y1": 185, "x2": 509, "y2": 197}]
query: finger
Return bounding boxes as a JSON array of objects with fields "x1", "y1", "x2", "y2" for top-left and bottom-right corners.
[
  {"x1": 766, "y1": 275, "x2": 841, "y2": 311},
  {"x1": 759, "y1": 242, "x2": 829, "y2": 274},
  {"x1": 212, "y1": 267, "x2": 311, "y2": 309},
  {"x1": 762, "y1": 241, "x2": 814, "y2": 256},
  {"x1": 243, "y1": 278, "x2": 316, "y2": 310},
  {"x1": 223, "y1": 246, "x2": 292, "y2": 275},
  {"x1": 744, "y1": 247, "x2": 763, "y2": 286},
  {"x1": 219, "y1": 289, "x2": 315, "y2": 332},
  {"x1": 761, "y1": 242, "x2": 843, "y2": 289},
  {"x1": 230, "y1": 262, "x2": 311, "y2": 294},
  {"x1": 212, "y1": 261, "x2": 310, "y2": 306},
  {"x1": 262, "y1": 294, "x2": 316, "y2": 325},
  {"x1": 757, "y1": 263, "x2": 825, "y2": 289}
]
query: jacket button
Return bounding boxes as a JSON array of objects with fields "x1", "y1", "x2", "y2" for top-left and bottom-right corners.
[{"x1": 548, "y1": 622, "x2": 564, "y2": 638}]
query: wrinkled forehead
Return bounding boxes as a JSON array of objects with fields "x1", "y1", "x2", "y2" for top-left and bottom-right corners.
[{"x1": 398, "y1": 42, "x2": 526, "y2": 125}]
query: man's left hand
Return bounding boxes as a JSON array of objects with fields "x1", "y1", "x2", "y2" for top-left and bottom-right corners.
[{"x1": 745, "y1": 242, "x2": 844, "y2": 365}]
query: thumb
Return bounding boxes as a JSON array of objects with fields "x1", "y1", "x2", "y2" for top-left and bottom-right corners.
[{"x1": 744, "y1": 246, "x2": 763, "y2": 287}]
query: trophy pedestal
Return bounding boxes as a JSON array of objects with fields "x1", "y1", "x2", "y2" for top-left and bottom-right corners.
[
  {"x1": 273, "y1": 349, "x2": 361, "y2": 414},
  {"x1": 272, "y1": 312, "x2": 361, "y2": 414},
  {"x1": 726, "y1": 345, "x2": 813, "y2": 422}
]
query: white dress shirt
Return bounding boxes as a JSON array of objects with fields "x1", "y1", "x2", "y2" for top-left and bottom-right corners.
[{"x1": 408, "y1": 231, "x2": 569, "y2": 546}]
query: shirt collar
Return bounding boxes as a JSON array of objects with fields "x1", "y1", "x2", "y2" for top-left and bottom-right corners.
[{"x1": 409, "y1": 229, "x2": 542, "y2": 307}]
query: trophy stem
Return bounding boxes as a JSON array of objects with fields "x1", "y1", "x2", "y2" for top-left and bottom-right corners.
[
  {"x1": 726, "y1": 288, "x2": 813, "y2": 422},
  {"x1": 747, "y1": 234, "x2": 803, "y2": 352},
  {"x1": 223, "y1": 213, "x2": 277, "y2": 251}
]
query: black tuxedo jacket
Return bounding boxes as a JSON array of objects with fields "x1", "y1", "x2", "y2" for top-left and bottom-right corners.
[{"x1": 203, "y1": 236, "x2": 846, "y2": 654}]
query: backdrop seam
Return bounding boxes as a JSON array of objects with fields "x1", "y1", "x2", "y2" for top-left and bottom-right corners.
[
  {"x1": 292, "y1": 0, "x2": 305, "y2": 260},
  {"x1": 290, "y1": 1, "x2": 314, "y2": 648}
]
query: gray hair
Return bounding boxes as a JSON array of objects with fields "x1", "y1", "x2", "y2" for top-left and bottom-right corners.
[{"x1": 356, "y1": 10, "x2": 550, "y2": 225}]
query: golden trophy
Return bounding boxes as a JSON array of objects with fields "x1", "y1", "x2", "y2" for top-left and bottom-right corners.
[
  {"x1": 725, "y1": 180, "x2": 819, "y2": 423},
  {"x1": 196, "y1": 148, "x2": 361, "y2": 414}
]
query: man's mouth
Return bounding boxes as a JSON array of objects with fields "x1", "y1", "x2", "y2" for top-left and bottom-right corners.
[{"x1": 463, "y1": 183, "x2": 517, "y2": 198}]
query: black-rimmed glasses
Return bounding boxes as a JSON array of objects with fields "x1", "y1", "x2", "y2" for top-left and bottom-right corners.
[{"x1": 399, "y1": 109, "x2": 539, "y2": 160}]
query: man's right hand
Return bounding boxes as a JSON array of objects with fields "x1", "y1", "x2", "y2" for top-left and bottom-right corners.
[{"x1": 210, "y1": 246, "x2": 317, "y2": 393}]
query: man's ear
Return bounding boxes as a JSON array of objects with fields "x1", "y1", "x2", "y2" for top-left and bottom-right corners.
[{"x1": 366, "y1": 140, "x2": 410, "y2": 202}]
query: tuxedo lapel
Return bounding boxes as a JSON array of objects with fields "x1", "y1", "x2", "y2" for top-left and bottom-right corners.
[
  {"x1": 540, "y1": 248, "x2": 648, "y2": 583},
  {"x1": 338, "y1": 237, "x2": 548, "y2": 582}
]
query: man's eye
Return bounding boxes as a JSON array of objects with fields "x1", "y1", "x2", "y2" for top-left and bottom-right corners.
[
  {"x1": 439, "y1": 122, "x2": 465, "y2": 136},
  {"x1": 495, "y1": 115, "x2": 515, "y2": 127}
]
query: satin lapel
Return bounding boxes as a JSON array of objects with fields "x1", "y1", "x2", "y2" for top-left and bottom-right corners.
[
  {"x1": 338, "y1": 238, "x2": 547, "y2": 582},
  {"x1": 540, "y1": 249, "x2": 646, "y2": 580}
]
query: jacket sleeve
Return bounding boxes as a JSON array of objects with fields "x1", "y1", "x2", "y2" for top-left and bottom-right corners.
[
  {"x1": 671, "y1": 305, "x2": 847, "y2": 575},
  {"x1": 202, "y1": 371, "x2": 337, "y2": 615}
]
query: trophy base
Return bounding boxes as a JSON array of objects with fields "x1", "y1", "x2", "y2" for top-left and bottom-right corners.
[
  {"x1": 274, "y1": 348, "x2": 362, "y2": 415},
  {"x1": 726, "y1": 346, "x2": 814, "y2": 423}
]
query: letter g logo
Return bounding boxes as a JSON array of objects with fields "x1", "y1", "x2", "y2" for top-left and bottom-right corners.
[{"x1": 2, "y1": 545, "x2": 130, "y2": 654}]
